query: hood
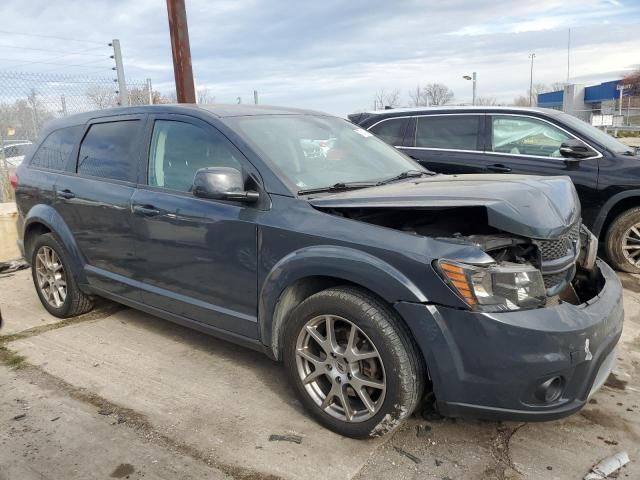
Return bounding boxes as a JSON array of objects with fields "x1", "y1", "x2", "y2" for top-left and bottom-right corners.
[{"x1": 308, "y1": 174, "x2": 580, "y2": 240}]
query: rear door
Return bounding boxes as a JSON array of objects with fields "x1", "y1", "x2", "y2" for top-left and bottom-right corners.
[
  {"x1": 486, "y1": 114, "x2": 600, "y2": 221},
  {"x1": 397, "y1": 114, "x2": 490, "y2": 174},
  {"x1": 54, "y1": 115, "x2": 145, "y2": 297},
  {"x1": 130, "y1": 114, "x2": 260, "y2": 338}
]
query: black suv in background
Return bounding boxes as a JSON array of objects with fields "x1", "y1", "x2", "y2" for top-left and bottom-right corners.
[
  {"x1": 14, "y1": 105, "x2": 622, "y2": 438},
  {"x1": 349, "y1": 107, "x2": 640, "y2": 272}
]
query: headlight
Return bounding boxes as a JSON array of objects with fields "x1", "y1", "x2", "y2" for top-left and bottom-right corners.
[{"x1": 438, "y1": 260, "x2": 546, "y2": 312}]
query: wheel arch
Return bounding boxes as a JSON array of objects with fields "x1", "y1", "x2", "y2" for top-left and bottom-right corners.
[
  {"x1": 592, "y1": 190, "x2": 640, "y2": 239},
  {"x1": 259, "y1": 246, "x2": 428, "y2": 360},
  {"x1": 22, "y1": 204, "x2": 87, "y2": 284}
]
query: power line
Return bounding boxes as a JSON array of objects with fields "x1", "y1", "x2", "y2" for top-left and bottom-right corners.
[
  {"x1": 0, "y1": 56, "x2": 112, "y2": 70},
  {"x1": 0, "y1": 44, "x2": 106, "y2": 57},
  {"x1": 0, "y1": 29, "x2": 104, "y2": 45}
]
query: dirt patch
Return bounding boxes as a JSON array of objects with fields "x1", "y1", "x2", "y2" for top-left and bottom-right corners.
[
  {"x1": 0, "y1": 346, "x2": 26, "y2": 367},
  {"x1": 484, "y1": 423, "x2": 525, "y2": 480},
  {"x1": 605, "y1": 373, "x2": 628, "y2": 390},
  {"x1": 110, "y1": 463, "x2": 135, "y2": 478}
]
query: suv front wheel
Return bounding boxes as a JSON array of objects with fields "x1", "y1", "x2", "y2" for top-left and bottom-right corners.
[
  {"x1": 283, "y1": 287, "x2": 424, "y2": 438},
  {"x1": 605, "y1": 207, "x2": 640, "y2": 273}
]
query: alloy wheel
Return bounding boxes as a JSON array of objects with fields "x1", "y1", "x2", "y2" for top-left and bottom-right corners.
[
  {"x1": 35, "y1": 246, "x2": 67, "y2": 308},
  {"x1": 622, "y1": 224, "x2": 640, "y2": 267},
  {"x1": 295, "y1": 314, "x2": 386, "y2": 423}
]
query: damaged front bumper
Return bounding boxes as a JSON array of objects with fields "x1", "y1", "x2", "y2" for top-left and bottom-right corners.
[{"x1": 395, "y1": 259, "x2": 623, "y2": 422}]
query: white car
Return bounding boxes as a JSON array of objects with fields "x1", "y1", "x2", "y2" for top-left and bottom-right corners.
[{"x1": 1, "y1": 142, "x2": 33, "y2": 168}]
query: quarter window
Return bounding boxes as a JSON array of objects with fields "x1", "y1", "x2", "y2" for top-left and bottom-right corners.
[
  {"x1": 491, "y1": 116, "x2": 571, "y2": 158},
  {"x1": 369, "y1": 118, "x2": 409, "y2": 145},
  {"x1": 30, "y1": 127, "x2": 81, "y2": 171},
  {"x1": 415, "y1": 115, "x2": 481, "y2": 150},
  {"x1": 148, "y1": 120, "x2": 242, "y2": 192},
  {"x1": 77, "y1": 120, "x2": 141, "y2": 182}
]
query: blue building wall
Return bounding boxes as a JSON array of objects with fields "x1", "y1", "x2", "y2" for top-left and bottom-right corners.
[{"x1": 538, "y1": 90, "x2": 564, "y2": 107}]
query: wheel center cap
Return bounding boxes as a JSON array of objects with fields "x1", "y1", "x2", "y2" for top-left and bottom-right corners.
[{"x1": 335, "y1": 360, "x2": 347, "y2": 374}]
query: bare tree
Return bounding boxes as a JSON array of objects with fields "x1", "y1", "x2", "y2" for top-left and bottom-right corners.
[
  {"x1": 86, "y1": 86, "x2": 116, "y2": 109},
  {"x1": 408, "y1": 84, "x2": 426, "y2": 107},
  {"x1": 623, "y1": 66, "x2": 640, "y2": 96},
  {"x1": 423, "y1": 83, "x2": 454, "y2": 106},
  {"x1": 475, "y1": 96, "x2": 498, "y2": 106},
  {"x1": 373, "y1": 88, "x2": 401, "y2": 109},
  {"x1": 197, "y1": 88, "x2": 215, "y2": 105},
  {"x1": 512, "y1": 95, "x2": 530, "y2": 106},
  {"x1": 550, "y1": 82, "x2": 568, "y2": 92}
]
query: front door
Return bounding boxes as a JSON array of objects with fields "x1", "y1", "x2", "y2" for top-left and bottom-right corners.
[
  {"x1": 131, "y1": 115, "x2": 260, "y2": 338},
  {"x1": 486, "y1": 114, "x2": 600, "y2": 226}
]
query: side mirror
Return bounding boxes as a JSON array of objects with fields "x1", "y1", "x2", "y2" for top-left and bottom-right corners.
[
  {"x1": 559, "y1": 139, "x2": 594, "y2": 160},
  {"x1": 192, "y1": 167, "x2": 259, "y2": 203}
]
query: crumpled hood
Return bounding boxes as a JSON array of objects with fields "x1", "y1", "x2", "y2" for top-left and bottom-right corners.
[{"x1": 309, "y1": 174, "x2": 580, "y2": 240}]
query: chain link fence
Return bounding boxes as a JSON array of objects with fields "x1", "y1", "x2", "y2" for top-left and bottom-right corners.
[{"x1": 0, "y1": 71, "x2": 156, "y2": 202}]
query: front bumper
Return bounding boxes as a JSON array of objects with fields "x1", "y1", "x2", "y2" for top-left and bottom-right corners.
[{"x1": 395, "y1": 259, "x2": 624, "y2": 421}]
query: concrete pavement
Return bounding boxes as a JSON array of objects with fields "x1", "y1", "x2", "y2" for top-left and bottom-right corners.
[{"x1": 1, "y1": 267, "x2": 639, "y2": 479}]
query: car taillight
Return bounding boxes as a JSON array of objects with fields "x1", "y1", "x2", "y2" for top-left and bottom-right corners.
[{"x1": 9, "y1": 174, "x2": 18, "y2": 190}]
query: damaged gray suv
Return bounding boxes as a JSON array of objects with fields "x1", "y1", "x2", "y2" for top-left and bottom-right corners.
[{"x1": 14, "y1": 105, "x2": 623, "y2": 438}]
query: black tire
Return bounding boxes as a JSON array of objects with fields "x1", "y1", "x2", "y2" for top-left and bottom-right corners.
[
  {"x1": 283, "y1": 286, "x2": 424, "y2": 438},
  {"x1": 604, "y1": 207, "x2": 640, "y2": 273},
  {"x1": 31, "y1": 233, "x2": 94, "y2": 318}
]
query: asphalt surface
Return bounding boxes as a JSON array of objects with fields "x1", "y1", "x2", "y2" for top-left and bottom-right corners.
[{"x1": 1, "y1": 268, "x2": 638, "y2": 480}]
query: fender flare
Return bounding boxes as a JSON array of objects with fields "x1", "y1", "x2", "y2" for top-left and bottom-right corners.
[
  {"x1": 258, "y1": 245, "x2": 428, "y2": 357},
  {"x1": 592, "y1": 189, "x2": 640, "y2": 237},
  {"x1": 23, "y1": 204, "x2": 87, "y2": 285}
]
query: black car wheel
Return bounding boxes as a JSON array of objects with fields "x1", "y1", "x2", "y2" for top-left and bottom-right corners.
[
  {"x1": 31, "y1": 233, "x2": 94, "y2": 318},
  {"x1": 605, "y1": 207, "x2": 640, "y2": 273},
  {"x1": 283, "y1": 286, "x2": 424, "y2": 438}
]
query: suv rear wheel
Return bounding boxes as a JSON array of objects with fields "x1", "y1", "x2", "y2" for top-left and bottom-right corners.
[
  {"x1": 605, "y1": 207, "x2": 640, "y2": 273},
  {"x1": 283, "y1": 286, "x2": 424, "y2": 438},
  {"x1": 31, "y1": 233, "x2": 94, "y2": 318}
]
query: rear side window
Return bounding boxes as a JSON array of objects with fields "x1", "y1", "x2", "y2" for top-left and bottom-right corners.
[
  {"x1": 30, "y1": 127, "x2": 81, "y2": 171},
  {"x1": 369, "y1": 118, "x2": 409, "y2": 145},
  {"x1": 77, "y1": 120, "x2": 141, "y2": 182},
  {"x1": 415, "y1": 115, "x2": 481, "y2": 151}
]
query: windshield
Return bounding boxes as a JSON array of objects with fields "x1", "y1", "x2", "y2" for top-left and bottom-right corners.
[
  {"x1": 556, "y1": 112, "x2": 634, "y2": 154},
  {"x1": 231, "y1": 115, "x2": 423, "y2": 192}
]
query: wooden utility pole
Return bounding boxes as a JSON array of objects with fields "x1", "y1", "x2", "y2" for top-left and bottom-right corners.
[{"x1": 166, "y1": 0, "x2": 196, "y2": 103}]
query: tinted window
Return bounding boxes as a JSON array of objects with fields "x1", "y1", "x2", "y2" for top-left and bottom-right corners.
[
  {"x1": 77, "y1": 120, "x2": 141, "y2": 182},
  {"x1": 369, "y1": 118, "x2": 409, "y2": 145},
  {"x1": 30, "y1": 128, "x2": 80, "y2": 170},
  {"x1": 148, "y1": 120, "x2": 242, "y2": 192},
  {"x1": 491, "y1": 116, "x2": 571, "y2": 158},
  {"x1": 415, "y1": 115, "x2": 481, "y2": 150}
]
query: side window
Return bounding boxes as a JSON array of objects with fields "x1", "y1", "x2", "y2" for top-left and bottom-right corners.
[
  {"x1": 415, "y1": 115, "x2": 481, "y2": 150},
  {"x1": 77, "y1": 120, "x2": 141, "y2": 182},
  {"x1": 30, "y1": 127, "x2": 81, "y2": 171},
  {"x1": 148, "y1": 120, "x2": 242, "y2": 192},
  {"x1": 491, "y1": 116, "x2": 571, "y2": 158},
  {"x1": 369, "y1": 118, "x2": 409, "y2": 145}
]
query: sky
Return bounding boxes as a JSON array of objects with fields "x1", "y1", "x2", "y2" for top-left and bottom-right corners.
[{"x1": 0, "y1": 0, "x2": 638, "y2": 116}]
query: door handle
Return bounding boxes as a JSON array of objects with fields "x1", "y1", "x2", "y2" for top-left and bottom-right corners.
[
  {"x1": 487, "y1": 164, "x2": 512, "y2": 173},
  {"x1": 57, "y1": 189, "x2": 75, "y2": 199},
  {"x1": 133, "y1": 205, "x2": 161, "y2": 217}
]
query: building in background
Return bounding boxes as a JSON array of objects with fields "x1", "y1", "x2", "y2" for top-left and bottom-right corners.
[{"x1": 538, "y1": 79, "x2": 639, "y2": 128}]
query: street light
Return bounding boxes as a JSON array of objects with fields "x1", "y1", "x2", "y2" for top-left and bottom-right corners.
[
  {"x1": 528, "y1": 53, "x2": 536, "y2": 107},
  {"x1": 463, "y1": 72, "x2": 477, "y2": 106}
]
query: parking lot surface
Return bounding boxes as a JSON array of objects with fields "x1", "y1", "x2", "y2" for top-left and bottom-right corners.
[{"x1": 1, "y1": 268, "x2": 639, "y2": 479}]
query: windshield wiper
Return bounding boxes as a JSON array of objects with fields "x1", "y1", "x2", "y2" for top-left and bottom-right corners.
[
  {"x1": 298, "y1": 181, "x2": 378, "y2": 195},
  {"x1": 376, "y1": 169, "x2": 431, "y2": 186}
]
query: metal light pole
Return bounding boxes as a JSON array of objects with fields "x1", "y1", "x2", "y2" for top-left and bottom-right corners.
[
  {"x1": 166, "y1": 0, "x2": 196, "y2": 103},
  {"x1": 528, "y1": 53, "x2": 536, "y2": 107},
  {"x1": 463, "y1": 72, "x2": 477, "y2": 105}
]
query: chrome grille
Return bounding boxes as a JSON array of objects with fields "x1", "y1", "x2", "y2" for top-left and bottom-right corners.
[{"x1": 536, "y1": 221, "x2": 581, "y2": 293}]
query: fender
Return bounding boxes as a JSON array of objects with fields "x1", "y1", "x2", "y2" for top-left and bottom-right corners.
[
  {"x1": 23, "y1": 204, "x2": 88, "y2": 285},
  {"x1": 591, "y1": 189, "x2": 640, "y2": 237},
  {"x1": 259, "y1": 245, "x2": 428, "y2": 356}
]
